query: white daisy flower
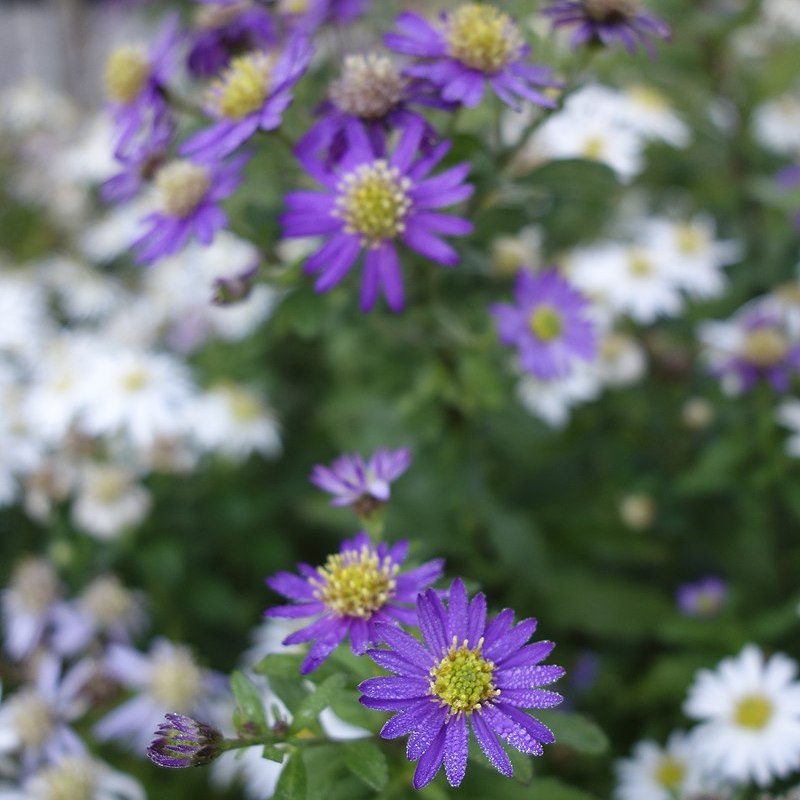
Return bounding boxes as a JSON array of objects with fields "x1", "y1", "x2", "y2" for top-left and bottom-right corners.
[
  {"x1": 0, "y1": 755, "x2": 144, "y2": 800},
  {"x1": 753, "y1": 92, "x2": 800, "y2": 157},
  {"x1": 191, "y1": 383, "x2": 281, "y2": 461},
  {"x1": 568, "y1": 242, "x2": 684, "y2": 324},
  {"x1": 684, "y1": 644, "x2": 800, "y2": 787},
  {"x1": 594, "y1": 331, "x2": 647, "y2": 388},
  {"x1": 620, "y1": 85, "x2": 691, "y2": 148},
  {"x1": 70, "y1": 464, "x2": 151, "y2": 541},
  {"x1": 615, "y1": 730, "x2": 707, "y2": 800},
  {"x1": 777, "y1": 399, "x2": 800, "y2": 458},
  {"x1": 0, "y1": 269, "x2": 51, "y2": 361},
  {"x1": 516, "y1": 365, "x2": 601, "y2": 428}
]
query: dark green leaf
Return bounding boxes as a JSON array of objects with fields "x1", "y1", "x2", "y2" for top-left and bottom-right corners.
[
  {"x1": 342, "y1": 739, "x2": 388, "y2": 791},
  {"x1": 273, "y1": 751, "x2": 307, "y2": 800},
  {"x1": 534, "y1": 710, "x2": 609, "y2": 756},
  {"x1": 290, "y1": 674, "x2": 347, "y2": 733}
]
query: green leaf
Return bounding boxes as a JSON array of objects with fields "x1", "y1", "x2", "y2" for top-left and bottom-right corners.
[
  {"x1": 273, "y1": 751, "x2": 307, "y2": 800},
  {"x1": 290, "y1": 674, "x2": 347, "y2": 734},
  {"x1": 534, "y1": 710, "x2": 609, "y2": 756},
  {"x1": 263, "y1": 744, "x2": 286, "y2": 764},
  {"x1": 529, "y1": 777, "x2": 602, "y2": 800},
  {"x1": 230, "y1": 671, "x2": 267, "y2": 737},
  {"x1": 254, "y1": 653, "x2": 305, "y2": 680},
  {"x1": 342, "y1": 739, "x2": 388, "y2": 791}
]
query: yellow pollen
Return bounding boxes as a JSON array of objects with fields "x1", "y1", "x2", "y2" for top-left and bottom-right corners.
[
  {"x1": 120, "y1": 366, "x2": 150, "y2": 392},
  {"x1": 89, "y1": 468, "x2": 130, "y2": 504},
  {"x1": 529, "y1": 304, "x2": 564, "y2": 342},
  {"x1": 155, "y1": 160, "x2": 212, "y2": 218},
  {"x1": 34, "y1": 758, "x2": 95, "y2": 800},
  {"x1": 583, "y1": 0, "x2": 640, "y2": 22},
  {"x1": 742, "y1": 328, "x2": 789, "y2": 367},
  {"x1": 81, "y1": 575, "x2": 133, "y2": 628},
  {"x1": 582, "y1": 135, "x2": 606, "y2": 160},
  {"x1": 311, "y1": 545, "x2": 398, "y2": 618},
  {"x1": 734, "y1": 693, "x2": 773, "y2": 730},
  {"x1": 150, "y1": 647, "x2": 204, "y2": 709},
  {"x1": 226, "y1": 386, "x2": 264, "y2": 422},
  {"x1": 11, "y1": 691, "x2": 55, "y2": 748},
  {"x1": 430, "y1": 636, "x2": 498, "y2": 716},
  {"x1": 628, "y1": 251, "x2": 654, "y2": 277},
  {"x1": 676, "y1": 223, "x2": 705, "y2": 254},
  {"x1": 333, "y1": 160, "x2": 412, "y2": 248},
  {"x1": 210, "y1": 52, "x2": 274, "y2": 119},
  {"x1": 104, "y1": 46, "x2": 150, "y2": 104},
  {"x1": 654, "y1": 756, "x2": 685, "y2": 790},
  {"x1": 329, "y1": 54, "x2": 406, "y2": 119},
  {"x1": 445, "y1": 4, "x2": 523, "y2": 74}
]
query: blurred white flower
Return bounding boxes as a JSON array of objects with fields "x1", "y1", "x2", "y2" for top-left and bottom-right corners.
[
  {"x1": 753, "y1": 92, "x2": 800, "y2": 157},
  {"x1": 517, "y1": 366, "x2": 601, "y2": 427},
  {"x1": 684, "y1": 644, "x2": 800, "y2": 787}
]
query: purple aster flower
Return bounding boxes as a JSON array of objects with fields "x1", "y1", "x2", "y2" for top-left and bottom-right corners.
[
  {"x1": 777, "y1": 164, "x2": 800, "y2": 229},
  {"x1": 676, "y1": 577, "x2": 727, "y2": 618},
  {"x1": 104, "y1": 13, "x2": 182, "y2": 158},
  {"x1": 132, "y1": 152, "x2": 248, "y2": 264},
  {"x1": 359, "y1": 578, "x2": 565, "y2": 789},
  {"x1": 147, "y1": 713, "x2": 224, "y2": 768},
  {"x1": 94, "y1": 639, "x2": 226, "y2": 752},
  {"x1": 101, "y1": 112, "x2": 174, "y2": 206},
  {"x1": 490, "y1": 268, "x2": 596, "y2": 380},
  {"x1": 281, "y1": 119, "x2": 474, "y2": 312},
  {"x1": 179, "y1": 37, "x2": 313, "y2": 161},
  {"x1": 264, "y1": 533, "x2": 444, "y2": 674},
  {"x1": 310, "y1": 446, "x2": 411, "y2": 513},
  {"x1": 296, "y1": 52, "x2": 446, "y2": 168},
  {"x1": 188, "y1": 0, "x2": 277, "y2": 78},
  {"x1": 541, "y1": 0, "x2": 670, "y2": 55},
  {"x1": 279, "y1": 0, "x2": 367, "y2": 33},
  {"x1": 384, "y1": 4, "x2": 558, "y2": 111}
]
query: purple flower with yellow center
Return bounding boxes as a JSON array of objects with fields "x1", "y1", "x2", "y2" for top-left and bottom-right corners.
[
  {"x1": 281, "y1": 120, "x2": 474, "y2": 312},
  {"x1": 179, "y1": 37, "x2": 313, "y2": 161},
  {"x1": 359, "y1": 579, "x2": 564, "y2": 789},
  {"x1": 296, "y1": 52, "x2": 445, "y2": 167},
  {"x1": 188, "y1": 0, "x2": 277, "y2": 78},
  {"x1": 490, "y1": 268, "x2": 596, "y2": 380},
  {"x1": 132, "y1": 153, "x2": 248, "y2": 264},
  {"x1": 310, "y1": 446, "x2": 411, "y2": 515},
  {"x1": 104, "y1": 13, "x2": 182, "y2": 158},
  {"x1": 541, "y1": 0, "x2": 670, "y2": 55},
  {"x1": 676, "y1": 577, "x2": 727, "y2": 619},
  {"x1": 384, "y1": 4, "x2": 558, "y2": 111},
  {"x1": 265, "y1": 533, "x2": 444, "y2": 674}
]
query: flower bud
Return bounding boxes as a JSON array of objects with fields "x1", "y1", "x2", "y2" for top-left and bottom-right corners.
[{"x1": 147, "y1": 713, "x2": 223, "y2": 768}]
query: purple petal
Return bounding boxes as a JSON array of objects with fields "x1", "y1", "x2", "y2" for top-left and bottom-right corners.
[
  {"x1": 443, "y1": 714, "x2": 469, "y2": 787},
  {"x1": 359, "y1": 676, "x2": 430, "y2": 700},
  {"x1": 481, "y1": 704, "x2": 544, "y2": 756},
  {"x1": 496, "y1": 664, "x2": 566, "y2": 690},
  {"x1": 446, "y1": 578, "x2": 468, "y2": 645},
  {"x1": 413, "y1": 726, "x2": 447, "y2": 788},
  {"x1": 471, "y1": 709, "x2": 513, "y2": 777},
  {"x1": 417, "y1": 590, "x2": 449, "y2": 656},
  {"x1": 266, "y1": 572, "x2": 316, "y2": 601},
  {"x1": 374, "y1": 622, "x2": 434, "y2": 671},
  {"x1": 467, "y1": 593, "x2": 487, "y2": 649},
  {"x1": 484, "y1": 618, "x2": 537, "y2": 661},
  {"x1": 265, "y1": 602, "x2": 325, "y2": 619}
]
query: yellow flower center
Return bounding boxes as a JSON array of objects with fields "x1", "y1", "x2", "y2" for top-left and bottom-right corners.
[
  {"x1": 150, "y1": 647, "x2": 204, "y2": 709},
  {"x1": 583, "y1": 0, "x2": 640, "y2": 22},
  {"x1": 89, "y1": 467, "x2": 131, "y2": 504},
  {"x1": 741, "y1": 328, "x2": 789, "y2": 368},
  {"x1": 11, "y1": 557, "x2": 58, "y2": 613},
  {"x1": 155, "y1": 160, "x2": 212, "y2": 218},
  {"x1": 654, "y1": 756, "x2": 685, "y2": 790},
  {"x1": 11, "y1": 691, "x2": 56, "y2": 748},
  {"x1": 81, "y1": 575, "x2": 134, "y2": 628},
  {"x1": 734, "y1": 692, "x2": 773, "y2": 730},
  {"x1": 582, "y1": 135, "x2": 606, "y2": 160},
  {"x1": 120, "y1": 366, "x2": 151, "y2": 393},
  {"x1": 210, "y1": 52, "x2": 274, "y2": 119},
  {"x1": 430, "y1": 637, "x2": 499, "y2": 716},
  {"x1": 445, "y1": 4, "x2": 523, "y2": 74},
  {"x1": 329, "y1": 54, "x2": 407, "y2": 119},
  {"x1": 628, "y1": 251, "x2": 654, "y2": 277},
  {"x1": 33, "y1": 758, "x2": 95, "y2": 800},
  {"x1": 627, "y1": 84, "x2": 669, "y2": 111},
  {"x1": 334, "y1": 160, "x2": 412, "y2": 248},
  {"x1": 226, "y1": 386, "x2": 264, "y2": 422},
  {"x1": 529, "y1": 304, "x2": 564, "y2": 342},
  {"x1": 311, "y1": 545, "x2": 398, "y2": 618},
  {"x1": 104, "y1": 46, "x2": 150, "y2": 104},
  {"x1": 676, "y1": 223, "x2": 705, "y2": 255}
]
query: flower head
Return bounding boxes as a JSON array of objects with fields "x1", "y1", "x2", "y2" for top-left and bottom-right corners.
[
  {"x1": 310, "y1": 447, "x2": 411, "y2": 513},
  {"x1": 385, "y1": 5, "x2": 558, "y2": 110},
  {"x1": 133, "y1": 153, "x2": 248, "y2": 264},
  {"x1": 180, "y1": 37, "x2": 313, "y2": 161},
  {"x1": 281, "y1": 119, "x2": 473, "y2": 312},
  {"x1": 359, "y1": 578, "x2": 564, "y2": 788},
  {"x1": 104, "y1": 14, "x2": 182, "y2": 158},
  {"x1": 265, "y1": 533, "x2": 444, "y2": 673},
  {"x1": 147, "y1": 713, "x2": 224, "y2": 768},
  {"x1": 684, "y1": 644, "x2": 800, "y2": 787},
  {"x1": 541, "y1": 0, "x2": 670, "y2": 55},
  {"x1": 676, "y1": 577, "x2": 727, "y2": 619},
  {"x1": 491, "y1": 268, "x2": 596, "y2": 380}
]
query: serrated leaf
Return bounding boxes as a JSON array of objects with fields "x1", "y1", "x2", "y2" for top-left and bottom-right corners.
[
  {"x1": 342, "y1": 739, "x2": 388, "y2": 791},
  {"x1": 290, "y1": 674, "x2": 347, "y2": 733},
  {"x1": 534, "y1": 710, "x2": 609, "y2": 756},
  {"x1": 230, "y1": 671, "x2": 267, "y2": 737},
  {"x1": 274, "y1": 752, "x2": 307, "y2": 800}
]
